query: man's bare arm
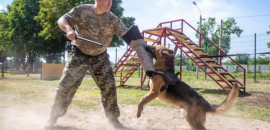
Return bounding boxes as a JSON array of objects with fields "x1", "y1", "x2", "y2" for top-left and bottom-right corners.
[{"x1": 57, "y1": 16, "x2": 76, "y2": 41}]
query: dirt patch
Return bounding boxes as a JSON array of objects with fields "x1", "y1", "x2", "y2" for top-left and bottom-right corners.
[
  {"x1": 0, "y1": 103, "x2": 269, "y2": 130},
  {"x1": 239, "y1": 91, "x2": 270, "y2": 108}
]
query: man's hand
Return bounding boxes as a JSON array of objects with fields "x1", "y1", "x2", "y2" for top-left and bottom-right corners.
[
  {"x1": 66, "y1": 29, "x2": 77, "y2": 41},
  {"x1": 58, "y1": 16, "x2": 77, "y2": 41}
]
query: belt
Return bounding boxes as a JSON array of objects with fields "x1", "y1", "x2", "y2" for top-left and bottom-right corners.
[{"x1": 72, "y1": 45, "x2": 106, "y2": 58}]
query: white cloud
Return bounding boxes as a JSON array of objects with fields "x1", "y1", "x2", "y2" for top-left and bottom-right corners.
[{"x1": 0, "y1": 4, "x2": 4, "y2": 11}]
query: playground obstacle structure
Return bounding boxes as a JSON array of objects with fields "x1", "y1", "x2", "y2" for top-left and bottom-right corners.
[{"x1": 113, "y1": 19, "x2": 246, "y2": 94}]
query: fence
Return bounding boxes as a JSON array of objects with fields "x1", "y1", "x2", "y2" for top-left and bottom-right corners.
[
  {"x1": 223, "y1": 65, "x2": 269, "y2": 73},
  {"x1": 176, "y1": 64, "x2": 269, "y2": 73}
]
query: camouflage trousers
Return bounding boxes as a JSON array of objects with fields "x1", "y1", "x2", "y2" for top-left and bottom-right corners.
[{"x1": 50, "y1": 48, "x2": 120, "y2": 120}]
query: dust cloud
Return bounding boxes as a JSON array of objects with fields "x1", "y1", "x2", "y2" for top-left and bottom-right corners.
[{"x1": 0, "y1": 103, "x2": 270, "y2": 130}]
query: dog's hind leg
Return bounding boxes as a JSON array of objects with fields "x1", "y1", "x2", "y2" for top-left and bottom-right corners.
[{"x1": 184, "y1": 106, "x2": 206, "y2": 130}]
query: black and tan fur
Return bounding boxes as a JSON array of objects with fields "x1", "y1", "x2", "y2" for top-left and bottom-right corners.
[{"x1": 137, "y1": 45, "x2": 239, "y2": 130}]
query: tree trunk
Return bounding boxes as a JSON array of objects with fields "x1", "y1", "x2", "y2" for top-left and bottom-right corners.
[{"x1": 28, "y1": 56, "x2": 36, "y2": 73}]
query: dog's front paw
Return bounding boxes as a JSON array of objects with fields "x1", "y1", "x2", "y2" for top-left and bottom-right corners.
[{"x1": 137, "y1": 106, "x2": 143, "y2": 118}]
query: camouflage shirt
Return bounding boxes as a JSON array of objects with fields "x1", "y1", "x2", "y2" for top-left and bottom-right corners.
[{"x1": 64, "y1": 4, "x2": 128, "y2": 56}]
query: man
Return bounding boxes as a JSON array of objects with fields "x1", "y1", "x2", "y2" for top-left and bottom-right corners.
[{"x1": 46, "y1": 0, "x2": 154, "y2": 129}]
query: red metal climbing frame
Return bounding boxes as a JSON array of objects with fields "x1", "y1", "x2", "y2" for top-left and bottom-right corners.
[{"x1": 113, "y1": 19, "x2": 246, "y2": 94}]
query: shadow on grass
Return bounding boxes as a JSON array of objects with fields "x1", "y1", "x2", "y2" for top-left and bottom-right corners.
[
  {"x1": 198, "y1": 88, "x2": 227, "y2": 95},
  {"x1": 192, "y1": 87, "x2": 203, "y2": 91},
  {"x1": 198, "y1": 87, "x2": 253, "y2": 98},
  {"x1": 117, "y1": 85, "x2": 150, "y2": 91},
  {"x1": 239, "y1": 92, "x2": 252, "y2": 98}
]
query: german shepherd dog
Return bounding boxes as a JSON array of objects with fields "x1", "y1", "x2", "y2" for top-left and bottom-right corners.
[{"x1": 137, "y1": 45, "x2": 239, "y2": 130}]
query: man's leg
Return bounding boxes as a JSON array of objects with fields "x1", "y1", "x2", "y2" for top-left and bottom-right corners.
[
  {"x1": 48, "y1": 52, "x2": 88, "y2": 126},
  {"x1": 88, "y1": 52, "x2": 122, "y2": 128}
]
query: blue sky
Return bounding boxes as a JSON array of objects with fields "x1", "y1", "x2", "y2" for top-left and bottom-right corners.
[{"x1": 1, "y1": 0, "x2": 270, "y2": 62}]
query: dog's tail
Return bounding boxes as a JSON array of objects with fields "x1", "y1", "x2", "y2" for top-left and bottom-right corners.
[{"x1": 207, "y1": 83, "x2": 239, "y2": 113}]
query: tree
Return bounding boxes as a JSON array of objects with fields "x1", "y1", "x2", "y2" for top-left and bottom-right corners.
[
  {"x1": 234, "y1": 54, "x2": 250, "y2": 64},
  {"x1": 255, "y1": 55, "x2": 270, "y2": 65},
  {"x1": 174, "y1": 54, "x2": 195, "y2": 66},
  {"x1": 0, "y1": 11, "x2": 10, "y2": 52},
  {"x1": 196, "y1": 18, "x2": 243, "y2": 57},
  {"x1": 6, "y1": 0, "x2": 43, "y2": 71},
  {"x1": 248, "y1": 55, "x2": 270, "y2": 65}
]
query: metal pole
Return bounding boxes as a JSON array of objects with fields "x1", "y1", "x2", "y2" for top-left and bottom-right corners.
[
  {"x1": 254, "y1": 33, "x2": 257, "y2": 83},
  {"x1": 199, "y1": 15, "x2": 202, "y2": 48},
  {"x1": 205, "y1": 41, "x2": 208, "y2": 80},
  {"x1": 219, "y1": 20, "x2": 222, "y2": 65},
  {"x1": 138, "y1": 66, "x2": 140, "y2": 77},
  {"x1": 196, "y1": 15, "x2": 202, "y2": 79},
  {"x1": 140, "y1": 67, "x2": 144, "y2": 89},
  {"x1": 114, "y1": 48, "x2": 117, "y2": 76},
  {"x1": 180, "y1": 49, "x2": 183, "y2": 80},
  {"x1": 115, "y1": 47, "x2": 117, "y2": 64},
  {"x1": 1, "y1": 52, "x2": 5, "y2": 78},
  {"x1": 163, "y1": 31, "x2": 166, "y2": 46},
  {"x1": 63, "y1": 52, "x2": 65, "y2": 65}
]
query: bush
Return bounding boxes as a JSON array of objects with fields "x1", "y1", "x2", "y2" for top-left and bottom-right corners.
[{"x1": 247, "y1": 70, "x2": 253, "y2": 73}]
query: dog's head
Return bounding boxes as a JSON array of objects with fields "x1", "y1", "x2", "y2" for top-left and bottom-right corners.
[
  {"x1": 145, "y1": 45, "x2": 175, "y2": 72},
  {"x1": 145, "y1": 45, "x2": 174, "y2": 60}
]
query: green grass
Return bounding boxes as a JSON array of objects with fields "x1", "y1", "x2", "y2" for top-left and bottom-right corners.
[{"x1": 0, "y1": 73, "x2": 270, "y2": 122}]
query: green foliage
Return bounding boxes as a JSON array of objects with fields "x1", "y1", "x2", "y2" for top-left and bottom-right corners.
[
  {"x1": 196, "y1": 18, "x2": 243, "y2": 56},
  {"x1": 234, "y1": 54, "x2": 250, "y2": 64},
  {"x1": 0, "y1": 12, "x2": 10, "y2": 51},
  {"x1": 256, "y1": 55, "x2": 270, "y2": 65},
  {"x1": 174, "y1": 54, "x2": 195, "y2": 66},
  {"x1": 249, "y1": 55, "x2": 270, "y2": 65},
  {"x1": 224, "y1": 54, "x2": 249, "y2": 65},
  {"x1": 225, "y1": 54, "x2": 270, "y2": 65},
  {"x1": 5, "y1": 0, "x2": 43, "y2": 71}
]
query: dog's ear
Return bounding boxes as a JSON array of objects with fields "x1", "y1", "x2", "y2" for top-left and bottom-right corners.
[{"x1": 145, "y1": 45, "x2": 155, "y2": 53}]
